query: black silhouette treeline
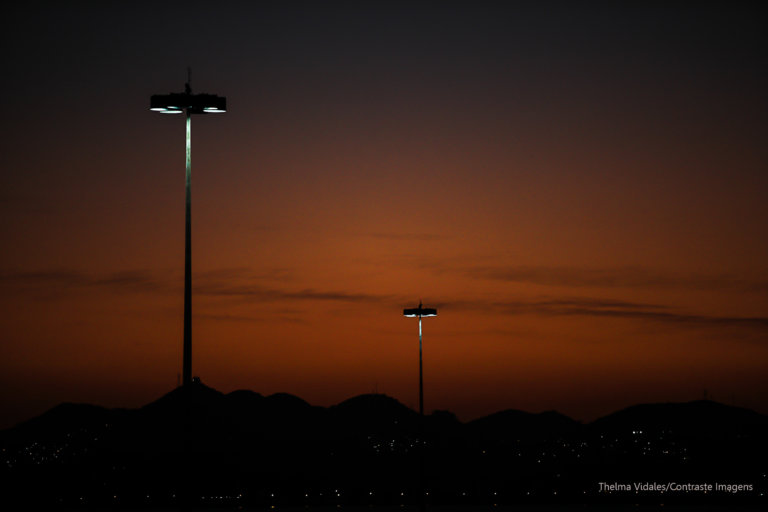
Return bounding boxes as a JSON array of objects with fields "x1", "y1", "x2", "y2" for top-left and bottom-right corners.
[{"x1": 1, "y1": 381, "x2": 765, "y2": 508}]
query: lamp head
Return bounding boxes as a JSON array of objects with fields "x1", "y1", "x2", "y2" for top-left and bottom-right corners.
[
  {"x1": 403, "y1": 306, "x2": 437, "y2": 317},
  {"x1": 150, "y1": 92, "x2": 226, "y2": 114}
]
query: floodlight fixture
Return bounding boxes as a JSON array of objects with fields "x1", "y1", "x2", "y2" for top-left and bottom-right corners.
[
  {"x1": 150, "y1": 92, "x2": 227, "y2": 114},
  {"x1": 403, "y1": 306, "x2": 437, "y2": 318}
]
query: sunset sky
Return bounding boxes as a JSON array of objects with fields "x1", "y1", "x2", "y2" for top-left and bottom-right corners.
[{"x1": 1, "y1": 1, "x2": 766, "y2": 429}]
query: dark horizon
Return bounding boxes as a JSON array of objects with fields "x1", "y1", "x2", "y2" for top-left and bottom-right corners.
[
  {"x1": 2, "y1": 380, "x2": 765, "y2": 508},
  {"x1": 4, "y1": 378, "x2": 765, "y2": 433}
]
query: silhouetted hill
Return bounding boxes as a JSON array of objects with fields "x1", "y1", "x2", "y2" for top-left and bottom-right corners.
[
  {"x1": 589, "y1": 399, "x2": 768, "y2": 438},
  {"x1": 1, "y1": 385, "x2": 765, "y2": 507},
  {"x1": 225, "y1": 388, "x2": 264, "y2": 402},
  {"x1": 131, "y1": 382, "x2": 326, "y2": 445},
  {"x1": 10, "y1": 403, "x2": 114, "y2": 435},
  {"x1": 329, "y1": 393, "x2": 420, "y2": 435},
  {"x1": 4, "y1": 386, "x2": 765, "y2": 449},
  {"x1": 467, "y1": 409, "x2": 582, "y2": 442},
  {"x1": 141, "y1": 380, "x2": 225, "y2": 412}
]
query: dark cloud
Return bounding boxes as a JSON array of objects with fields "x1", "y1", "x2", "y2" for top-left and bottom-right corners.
[
  {"x1": 558, "y1": 308, "x2": 768, "y2": 328},
  {"x1": 0, "y1": 268, "x2": 395, "y2": 305},
  {"x1": 367, "y1": 232, "x2": 449, "y2": 241},
  {"x1": 91, "y1": 271, "x2": 164, "y2": 290},
  {"x1": 463, "y1": 265, "x2": 768, "y2": 292},
  {"x1": 196, "y1": 281, "x2": 392, "y2": 304},
  {"x1": 196, "y1": 312, "x2": 308, "y2": 325},
  {"x1": 438, "y1": 296, "x2": 768, "y2": 329},
  {"x1": 436, "y1": 296, "x2": 662, "y2": 314},
  {"x1": 197, "y1": 267, "x2": 294, "y2": 280},
  {"x1": 4, "y1": 268, "x2": 765, "y2": 329},
  {"x1": 0, "y1": 269, "x2": 166, "y2": 293}
]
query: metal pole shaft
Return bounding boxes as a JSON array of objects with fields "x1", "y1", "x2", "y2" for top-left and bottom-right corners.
[
  {"x1": 183, "y1": 110, "x2": 192, "y2": 387},
  {"x1": 418, "y1": 314, "x2": 425, "y2": 511},
  {"x1": 419, "y1": 315, "x2": 423, "y2": 416}
]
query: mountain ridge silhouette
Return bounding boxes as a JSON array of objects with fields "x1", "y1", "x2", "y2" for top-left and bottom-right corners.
[
  {"x1": 5, "y1": 380, "x2": 766, "y2": 438},
  {"x1": 2, "y1": 381, "x2": 765, "y2": 507}
]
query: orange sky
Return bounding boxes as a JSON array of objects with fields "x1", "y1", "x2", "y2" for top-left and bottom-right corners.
[{"x1": 1, "y1": 2, "x2": 766, "y2": 428}]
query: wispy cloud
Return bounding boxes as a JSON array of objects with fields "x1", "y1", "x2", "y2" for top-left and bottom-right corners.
[
  {"x1": 196, "y1": 312, "x2": 309, "y2": 324},
  {"x1": 196, "y1": 281, "x2": 393, "y2": 304},
  {"x1": 0, "y1": 268, "x2": 395, "y2": 306},
  {"x1": 437, "y1": 296, "x2": 662, "y2": 314},
  {"x1": 559, "y1": 308, "x2": 768, "y2": 328},
  {"x1": 4, "y1": 268, "x2": 765, "y2": 330},
  {"x1": 437, "y1": 296, "x2": 768, "y2": 329},
  {"x1": 0, "y1": 269, "x2": 168, "y2": 294},
  {"x1": 367, "y1": 232, "x2": 450, "y2": 241},
  {"x1": 196, "y1": 267, "x2": 294, "y2": 282},
  {"x1": 462, "y1": 265, "x2": 768, "y2": 292}
]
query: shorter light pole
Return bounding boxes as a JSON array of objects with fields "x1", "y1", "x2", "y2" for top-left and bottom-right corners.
[
  {"x1": 403, "y1": 301, "x2": 437, "y2": 417},
  {"x1": 403, "y1": 301, "x2": 437, "y2": 511}
]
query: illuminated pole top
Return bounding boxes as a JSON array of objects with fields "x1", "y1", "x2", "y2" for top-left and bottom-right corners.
[
  {"x1": 403, "y1": 302, "x2": 437, "y2": 317},
  {"x1": 150, "y1": 73, "x2": 226, "y2": 114}
]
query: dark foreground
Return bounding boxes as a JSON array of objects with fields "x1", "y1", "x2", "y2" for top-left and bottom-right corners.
[{"x1": 1, "y1": 383, "x2": 765, "y2": 509}]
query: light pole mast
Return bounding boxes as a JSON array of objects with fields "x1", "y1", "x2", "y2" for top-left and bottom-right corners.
[
  {"x1": 151, "y1": 72, "x2": 226, "y2": 387},
  {"x1": 418, "y1": 312, "x2": 424, "y2": 416},
  {"x1": 405, "y1": 301, "x2": 436, "y2": 416},
  {"x1": 183, "y1": 81, "x2": 192, "y2": 387}
]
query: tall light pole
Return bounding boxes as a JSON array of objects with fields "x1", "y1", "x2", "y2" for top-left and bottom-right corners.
[{"x1": 150, "y1": 71, "x2": 226, "y2": 387}]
